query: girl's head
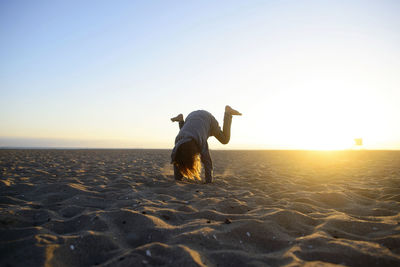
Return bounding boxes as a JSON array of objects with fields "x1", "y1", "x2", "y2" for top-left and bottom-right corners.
[{"x1": 173, "y1": 139, "x2": 201, "y2": 180}]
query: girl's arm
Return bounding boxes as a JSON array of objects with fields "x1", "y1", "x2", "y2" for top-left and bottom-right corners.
[{"x1": 200, "y1": 146, "x2": 213, "y2": 183}]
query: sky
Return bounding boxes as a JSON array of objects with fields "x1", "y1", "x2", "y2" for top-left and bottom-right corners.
[{"x1": 1, "y1": 0, "x2": 400, "y2": 150}]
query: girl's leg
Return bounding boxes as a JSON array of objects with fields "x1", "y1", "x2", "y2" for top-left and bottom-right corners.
[
  {"x1": 214, "y1": 113, "x2": 232, "y2": 144},
  {"x1": 171, "y1": 114, "x2": 185, "y2": 129},
  {"x1": 213, "y1": 106, "x2": 241, "y2": 145}
]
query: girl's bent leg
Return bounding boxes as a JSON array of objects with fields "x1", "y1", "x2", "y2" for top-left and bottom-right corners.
[
  {"x1": 212, "y1": 112, "x2": 232, "y2": 144},
  {"x1": 212, "y1": 106, "x2": 241, "y2": 145},
  {"x1": 179, "y1": 120, "x2": 184, "y2": 129},
  {"x1": 171, "y1": 114, "x2": 185, "y2": 129}
]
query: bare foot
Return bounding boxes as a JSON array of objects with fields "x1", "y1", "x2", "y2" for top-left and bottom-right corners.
[
  {"x1": 171, "y1": 114, "x2": 184, "y2": 122},
  {"x1": 225, "y1": 105, "x2": 242, "y2": 116}
]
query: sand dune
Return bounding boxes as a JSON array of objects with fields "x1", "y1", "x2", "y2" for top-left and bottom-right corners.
[{"x1": 1, "y1": 149, "x2": 400, "y2": 266}]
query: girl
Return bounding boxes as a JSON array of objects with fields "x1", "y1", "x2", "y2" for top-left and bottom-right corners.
[{"x1": 170, "y1": 105, "x2": 241, "y2": 183}]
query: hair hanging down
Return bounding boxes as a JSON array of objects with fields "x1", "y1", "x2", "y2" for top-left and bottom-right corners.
[{"x1": 173, "y1": 139, "x2": 201, "y2": 180}]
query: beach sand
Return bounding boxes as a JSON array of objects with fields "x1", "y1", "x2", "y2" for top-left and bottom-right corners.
[{"x1": 1, "y1": 149, "x2": 400, "y2": 266}]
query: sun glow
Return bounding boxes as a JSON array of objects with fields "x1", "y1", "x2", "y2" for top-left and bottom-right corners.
[{"x1": 233, "y1": 75, "x2": 387, "y2": 151}]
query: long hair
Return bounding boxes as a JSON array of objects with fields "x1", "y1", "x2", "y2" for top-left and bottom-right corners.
[{"x1": 173, "y1": 139, "x2": 201, "y2": 180}]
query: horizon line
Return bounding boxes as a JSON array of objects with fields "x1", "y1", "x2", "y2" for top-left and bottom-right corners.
[{"x1": 1, "y1": 146, "x2": 400, "y2": 152}]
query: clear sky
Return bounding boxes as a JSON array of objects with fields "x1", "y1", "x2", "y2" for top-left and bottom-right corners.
[{"x1": 1, "y1": 0, "x2": 399, "y2": 149}]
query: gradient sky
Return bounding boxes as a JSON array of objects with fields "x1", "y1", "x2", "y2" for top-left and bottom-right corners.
[{"x1": 1, "y1": 0, "x2": 400, "y2": 149}]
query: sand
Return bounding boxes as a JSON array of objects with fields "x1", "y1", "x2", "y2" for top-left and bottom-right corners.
[{"x1": 1, "y1": 149, "x2": 400, "y2": 267}]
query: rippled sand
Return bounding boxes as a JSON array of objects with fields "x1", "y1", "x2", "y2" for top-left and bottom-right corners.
[{"x1": 1, "y1": 149, "x2": 399, "y2": 266}]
